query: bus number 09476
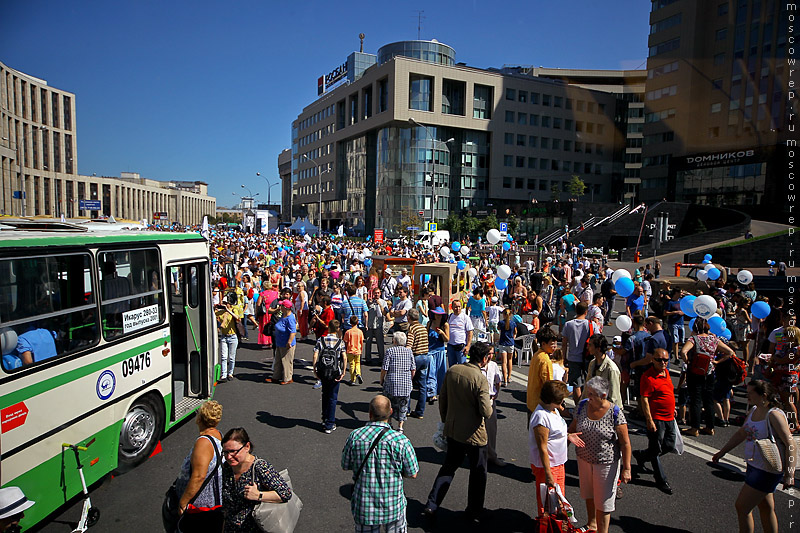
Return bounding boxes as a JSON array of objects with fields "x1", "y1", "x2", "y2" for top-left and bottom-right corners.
[{"x1": 122, "y1": 352, "x2": 151, "y2": 377}]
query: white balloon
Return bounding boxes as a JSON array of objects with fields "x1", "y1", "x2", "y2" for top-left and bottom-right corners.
[
  {"x1": 356, "y1": 253, "x2": 364, "y2": 262},
  {"x1": 696, "y1": 270, "x2": 708, "y2": 281},
  {"x1": 546, "y1": 257, "x2": 553, "y2": 264},
  {"x1": 704, "y1": 263, "x2": 715, "y2": 271},
  {"x1": 460, "y1": 246, "x2": 470, "y2": 256},
  {"x1": 497, "y1": 265, "x2": 512, "y2": 280},
  {"x1": 468, "y1": 267, "x2": 478, "y2": 278},
  {"x1": 440, "y1": 246, "x2": 450, "y2": 258},
  {"x1": 615, "y1": 315, "x2": 632, "y2": 331},
  {"x1": 364, "y1": 249, "x2": 373, "y2": 257},
  {"x1": 737, "y1": 270, "x2": 753, "y2": 285},
  {"x1": 612, "y1": 269, "x2": 632, "y2": 283},
  {"x1": 574, "y1": 269, "x2": 584, "y2": 281},
  {"x1": 486, "y1": 229, "x2": 502, "y2": 245},
  {"x1": 693, "y1": 295, "x2": 718, "y2": 319}
]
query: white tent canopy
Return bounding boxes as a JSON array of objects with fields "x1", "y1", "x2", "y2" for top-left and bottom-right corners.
[{"x1": 288, "y1": 217, "x2": 319, "y2": 235}]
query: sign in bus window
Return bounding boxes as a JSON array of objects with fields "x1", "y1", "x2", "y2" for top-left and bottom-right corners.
[
  {"x1": 0, "y1": 254, "x2": 99, "y2": 371},
  {"x1": 98, "y1": 249, "x2": 164, "y2": 340}
]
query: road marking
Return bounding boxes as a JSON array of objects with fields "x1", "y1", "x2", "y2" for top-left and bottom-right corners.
[{"x1": 509, "y1": 366, "x2": 797, "y2": 496}]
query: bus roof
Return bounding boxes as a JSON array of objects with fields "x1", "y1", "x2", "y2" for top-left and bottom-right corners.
[{"x1": 0, "y1": 229, "x2": 206, "y2": 249}]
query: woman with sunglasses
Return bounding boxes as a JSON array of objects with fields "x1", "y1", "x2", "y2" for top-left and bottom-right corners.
[{"x1": 221, "y1": 427, "x2": 292, "y2": 532}]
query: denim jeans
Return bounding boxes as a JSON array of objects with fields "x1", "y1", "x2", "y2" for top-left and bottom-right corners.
[
  {"x1": 321, "y1": 379, "x2": 340, "y2": 430},
  {"x1": 427, "y1": 347, "x2": 447, "y2": 398},
  {"x1": 219, "y1": 334, "x2": 238, "y2": 378},
  {"x1": 446, "y1": 344, "x2": 467, "y2": 367},
  {"x1": 412, "y1": 353, "x2": 430, "y2": 415}
]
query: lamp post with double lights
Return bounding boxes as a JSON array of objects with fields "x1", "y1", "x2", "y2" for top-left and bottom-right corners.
[
  {"x1": 408, "y1": 118, "x2": 453, "y2": 225},
  {"x1": 256, "y1": 172, "x2": 280, "y2": 208},
  {"x1": 300, "y1": 153, "x2": 329, "y2": 231}
]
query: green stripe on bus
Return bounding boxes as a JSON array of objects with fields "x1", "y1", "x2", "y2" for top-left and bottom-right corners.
[
  {"x1": 2, "y1": 419, "x2": 121, "y2": 531},
  {"x1": 0, "y1": 336, "x2": 169, "y2": 409},
  {"x1": 0, "y1": 232, "x2": 205, "y2": 248}
]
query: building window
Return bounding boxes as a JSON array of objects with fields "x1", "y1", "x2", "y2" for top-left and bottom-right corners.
[
  {"x1": 649, "y1": 37, "x2": 680, "y2": 57},
  {"x1": 650, "y1": 12, "x2": 682, "y2": 34},
  {"x1": 51, "y1": 92, "x2": 60, "y2": 129},
  {"x1": 518, "y1": 90, "x2": 527, "y2": 103},
  {"x1": 473, "y1": 84, "x2": 492, "y2": 119},
  {"x1": 554, "y1": 96, "x2": 563, "y2": 108},
  {"x1": 506, "y1": 88, "x2": 516, "y2": 100},
  {"x1": 528, "y1": 157, "x2": 537, "y2": 168},
  {"x1": 62, "y1": 95, "x2": 71, "y2": 131},
  {"x1": 504, "y1": 133, "x2": 514, "y2": 145},
  {"x1": 542, "y1": 94, "x2": 551, "y2": 106},
  {"x1": 539, "y1": 159, "x2": 549, "y2": 170},
  {"x1": 530, "y1": 114, "x2": 539, "y2": 126},
  {"x1": 409, "y1": 74, "x2": 433, "y2": 111},
  {"x1": 718, "y1": 2, "x2": 728, "y2": 15},
  {"x1": 708, "y1": 126, "x2": 720, "y2": 138},
  {"x1": 714, "y1": 53, "x2": 726, "y2": 65},
  {"x1": 503, "y1": 176, "x2": 511, "y2": 188},
  {"x1": 350, "y1": 93, "x2": 359, "y2": 125},
  {"x1": 363, "y1": 86, "x2": 373, "y2": 119},
  {"x1": 564, "y1": 119, "x2": 573, "y2": 130},
  {"x1": 646, "y1": 85, "x2": 678, "y2": 100},
  {"x1": 541, "y1": 116, "x2": 551, "y2": 128},
  {"x1": 442, "y1": 78, "x2": 466, "y2": 115},
  {"x1": 716, "y1": 28, "x2": 728, "y2": 40},
  {"x1": 711, "y1": 102, "x2": 722, "y2": 113},
  {"x1": 539, "y1": 180, "x2": 547, "y2": 190},
  {"x1": 564, "y1": 140, "x2": 572, "y2": 151},
  {"x1": 552, "y1": 138, "x2": 561, "y2": 150},
  {"x1": 529, "y1": 136, "x2": 537, "y2": 147},
  {"x1": 565, "y1": 98, "x2": 573, "y2": 110},
  {"x1": 518, "y1": 112, "x2": 527, "y2": 125},
  {"x1": 505, "y1": 110, "x2": 515, "y2": 123},
  {"x1": 648, "y1": 60, "x2": 679, "y2": 78},
  {"x1": 527, "y1": 178, "x2": 536, "y2": 190},
  {"x1": 553, "y1": 118, "x2": 562, "y2": 129},
  {"x1": 530, "y1": 92, "x2": 539, "y2": 104},
  {"x1": 378, "y1": 78, "x2": 389, "y2": 113},
  {"x1": 517, "y1": 134, "x2": 526, "y2": 146},
  {"x1": 577, "y1": 100, "x2": 584, "y2": 111},
  {"x1": 597, "y1": 124, "x2": 604, "y2": 134},
  {"x1": 586, "y1": 123, "x2": 594, "y2": 133},
  {"x1": 587, "y1": 102, "x2": 595, "y2": 113},
  {"x1": 541, "y1": 137, "x2": 550, "y2": 149},
  {"x1": 516, "y1": 156, "x2": 525, "y2": 168},
  {"x1": 503, "y1": 155, "x2": 513, "y2": 167}
]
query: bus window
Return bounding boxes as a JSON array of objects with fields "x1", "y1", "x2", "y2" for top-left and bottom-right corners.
[
  {"x1": 0, "y1": 254, "x2": 99, "y2": 371},
  {"x1": 98, "y1": 248, "x2": 164, "y2": 340}
]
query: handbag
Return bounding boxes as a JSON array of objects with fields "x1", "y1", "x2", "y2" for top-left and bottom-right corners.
[
  {"x1": 175, "y1": 436, "x2": 225, "y2": 533},
  {"x1": 751, "y1": 408, "x2": 784, "y2": 474},
  {"x1": 535, "y1": 484, "x2": 578, "y2": 533},
  {"x1": 162, "y1": 485, "x2": 181, "y2": 533},
  {"x1": 234, "y1": 317, "x2": 247, "y2": 340},
  {"x1": 252, "y1": 467, "x2": 303, "y2": 533},
  {"x1": 345, "y1": 426, "x2": 391, "y2": 498}
]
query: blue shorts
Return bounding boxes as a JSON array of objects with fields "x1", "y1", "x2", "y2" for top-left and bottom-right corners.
[
  {"x1": 670, "y1": 323, "x2": 685, "y2": 345},
  {"x1": 744, "y1": 465, "x2": 782, "y2": 493}
]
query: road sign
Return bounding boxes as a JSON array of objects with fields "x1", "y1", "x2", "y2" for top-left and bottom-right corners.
[
  {"x1": 499, "y1": 222, "x2": 507, "y2": 233},
  {"x1": 80, "y1": 199, "x2": 102, "y2": 211},
  {"x1": 373, "y1": 229, "x2": 384, "y2": 244},
  {"x1": 406, "y1": 226, "x2": 420, "y2": 231},
  {"x1": 153, "y1": 211, "x2": 168, "y2": 221},
  {"x1": 12, "y1": 191, "x2": 25, "y2": 199},
  {"x1": 418, "y1": 210, "x2": 424, "y2": 216},
  {"x1": 429, "y1": 222, "x2": 437, "y2": 233}
]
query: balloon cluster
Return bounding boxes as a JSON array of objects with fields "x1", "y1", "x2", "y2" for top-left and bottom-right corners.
[{"x1": 612, "y1": 269, "x2": 634, "y2": 297}]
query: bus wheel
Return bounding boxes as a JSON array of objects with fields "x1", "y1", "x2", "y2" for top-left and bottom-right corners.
[{"x1": 117, "y1": 394, "x2": 163, "y2": 472}]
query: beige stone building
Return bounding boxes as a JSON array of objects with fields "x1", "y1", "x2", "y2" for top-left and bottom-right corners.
[{"x1": 1, "y1": 60, "x2": 215, "y2": 224}]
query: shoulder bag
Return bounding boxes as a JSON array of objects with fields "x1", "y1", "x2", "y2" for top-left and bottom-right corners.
[
  {"x1": 751, "y1": 408, "x2": 786, "y2": 474},
  {"x1": 345, "y1": 426, "x2": 391, "y2": 498},
  {"x1": 251, "y1": 461, "x2": 304, "y2": 533},
  {"x1": 176, "y1": 436, "x2": 225, "y2": 533}
]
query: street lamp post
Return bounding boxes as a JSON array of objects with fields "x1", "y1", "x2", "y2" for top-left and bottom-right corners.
[
  {"x1": 408, "y1": 118, "x2": 453, "y2": 225},
  {"x1": 256, "y1": 172, "x2": 280, "y2": 207},
  {"x1": 300, "y1": 153, "x2": 328, "y2": 231}
]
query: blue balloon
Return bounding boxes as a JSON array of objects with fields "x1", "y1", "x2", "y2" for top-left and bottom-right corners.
[
  {"x1": 269, "y1": 259, "x2": 276, "y2": 265},
  {"x1": 507, "y1": 234, "x2": 514, "y2": 241},
  {"x1": 751, "y1": 301, "x2": 771, "y2": 320},
  {"x1": 709, "y1": 315, "x2": 726, "y2": 335},
  {"x1": 364, "y1": 258, "x2": 372, "y2": 268},
  {"x1": 702, "y1": 259, "x2": 710, "y2": 264},
  {"x1": 502, "y1": 242, "x2": 511, "y2": 251},
  {"x1": 719, "y1": 328, "x2": 732, "y2": 341},
  {"x1": 615, "y1": 277, "x2": 635, "y2": 298},
  {"x1": 707, "y1": 268, "x2": 721, "y2": 280},
  {"x1": 451, "y1": 241, "x2": 462, "y2": 252},
  {"x1": 704, "y1": 254, "x2": 712, "y2": 261},
  {"x1": 457, "y1": 260, "x2": 467, "y2": 271},
  {"x1": 688, "y1": 318, "x2": 696, "y2": 331},
  {"x1": 423, "y1": 274, "x2": 431, "y2": 283},
  {"x1": 680, "y1": 296, "x2": 698, "y2": 317},
  {"x1": 495, "y1": 277, "x2": 508, "y2": 290}
]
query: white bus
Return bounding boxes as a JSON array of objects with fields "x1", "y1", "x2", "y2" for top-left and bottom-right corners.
[{"x1": 0, "y1": 222, "x2": 218, "y2": 530}]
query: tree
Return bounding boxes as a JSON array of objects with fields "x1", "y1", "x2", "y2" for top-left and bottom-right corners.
[
  {"x1": 550, "y1": 183, "x2": 561, "y2": 202},
  {"x1": 442, "y1": 213, "x2": 463, "y2": 238},
  {"x1": 395, "y1": 209, "x2": 422, "y2": 239},
  {"x1": 567, "y1": 175, "x2": 587, "y2": 199},
  {"x1": 481, "y1": 214, "x2": 499, "y2": 235},
  {"x1": 505, "y1": 213, "x2": 519, "y2": 235},
  {"x1": 462, "y1": 215, "x2": 480, "y2": 237}
]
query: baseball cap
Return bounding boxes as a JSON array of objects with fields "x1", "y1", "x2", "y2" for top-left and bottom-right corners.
[
  {"x1": 384, "y1": 268, "x2": 393, "y2": 275},
  {"x1": 278, "y1": 300, "x2": 293, "y2": 308},
  {"x1": 491, "y1": 296, "x2": 498, "y2": 303},
  {"x1": 613, "y1": 335, "x2": 622, "y2": 345},
  {"x1": 430, "y1": 306, "x2": 446, "y2": 315}
]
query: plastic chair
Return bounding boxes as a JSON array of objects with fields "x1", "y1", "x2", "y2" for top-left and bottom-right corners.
[{"x1": 519, "y1": 334, "x2": 536, "y2": 367}]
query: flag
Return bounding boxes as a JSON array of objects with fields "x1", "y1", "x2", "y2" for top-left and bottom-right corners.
[
  {"x1": 337, "y1": 224, "x2": 344, "y2": 238},
  {"x1": 201, "y1": 216, "x2": 210, "y2": 240}
]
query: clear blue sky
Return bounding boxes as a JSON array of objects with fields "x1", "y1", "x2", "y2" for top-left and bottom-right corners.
[{"x1": 1, "y1": 0, "x2": 650, "y2": 207}]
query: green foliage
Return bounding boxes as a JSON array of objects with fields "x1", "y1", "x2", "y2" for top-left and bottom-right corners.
[
  {"x1": 442, "y1": 213, "x2": 463, "y2": 237},
  {"x1": 567, "y1": 175, "x2": 586, "y2": 199},
  {"x1": 481, "y1": 214, "x2": 499, "y2": 234},
  {"x1": 463, "y1": 215, "x2": 480, "y2": 236},
  {"x1": 505, "y1": 213, "x2": 519, "y2": 235},
  {"x1": 550, "y1": 183, "x2": 560, "y2": 202}
]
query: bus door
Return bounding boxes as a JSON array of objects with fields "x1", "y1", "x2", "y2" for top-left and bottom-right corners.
[{"x1": 167, "y1": 262, "x2": 211, "y2": 421}]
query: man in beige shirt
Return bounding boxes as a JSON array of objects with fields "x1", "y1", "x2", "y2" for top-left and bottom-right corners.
[{"x1": 424, "y1": 342, "x2": 493, "y2": 523}]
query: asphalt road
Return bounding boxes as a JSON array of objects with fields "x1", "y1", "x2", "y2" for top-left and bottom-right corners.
[{"x1": 34, "y1": 316, "x2": 799, "y2": 533}]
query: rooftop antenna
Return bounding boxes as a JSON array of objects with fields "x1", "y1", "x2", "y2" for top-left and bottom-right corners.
[
  {"x1": 359, "y1": 33, "x2": 365, "y2": 53},
  {"x1": 415, "y1": 10, "x2": 425, "y2": 40}
]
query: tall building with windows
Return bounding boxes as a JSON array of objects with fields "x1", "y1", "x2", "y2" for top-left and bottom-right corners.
[
  {"x1": 641, "y1": 0, "x2": 792, "y2": 213},
  {"x1": 278, "y1": 148, "x2": 293, "y2": 223},
  {"x1": 0, "y1": 60, "x2": 216, "y2": 224},
  {"x1": 290, "y1": 40, "x2": 624, "y2": 235}
]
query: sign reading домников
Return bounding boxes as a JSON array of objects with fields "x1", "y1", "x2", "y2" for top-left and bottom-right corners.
[{"x1": 122, "y1": 304, "x2": 160, "y2": 333}]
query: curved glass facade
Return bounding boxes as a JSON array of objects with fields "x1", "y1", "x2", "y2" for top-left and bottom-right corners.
[{"x1": 377, "y1": 41, "x2": 456, "y2": 66}]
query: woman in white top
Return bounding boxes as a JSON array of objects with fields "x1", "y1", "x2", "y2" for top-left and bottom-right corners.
[
  {"x1": 530, "y1": 380, "x2": 583, "y2": 516},
  {"x1": 713, "y1": 379, "x2": 795, "y2": 533}
]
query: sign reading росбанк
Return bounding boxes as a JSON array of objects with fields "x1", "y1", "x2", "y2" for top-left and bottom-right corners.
[{"x1": 318, "y1": 61, "x2": 348, "y2": 95}]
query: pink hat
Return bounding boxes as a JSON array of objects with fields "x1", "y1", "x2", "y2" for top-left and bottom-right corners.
[{"x1": 279, "y1": 299, "x2": 293, "y2": 308}]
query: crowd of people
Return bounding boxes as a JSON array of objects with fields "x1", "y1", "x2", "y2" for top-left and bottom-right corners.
[{"x1": 162, "y1": 228, "x2": 796, "y2": 533}]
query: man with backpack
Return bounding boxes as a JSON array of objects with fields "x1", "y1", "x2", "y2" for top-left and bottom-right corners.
[{"x1": 313, "y1": 319, "x2": 347, "y2": 434}]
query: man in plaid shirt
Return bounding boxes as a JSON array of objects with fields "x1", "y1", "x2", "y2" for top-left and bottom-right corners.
[{"x1": 342, "y1": 395, "x2": 419, "y2": 532}]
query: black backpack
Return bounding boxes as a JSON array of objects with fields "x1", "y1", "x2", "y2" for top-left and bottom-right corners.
[
  {"x1": 316, "y1": 338, "x2": 343, "y2": 381},
  {"x1": 540, "y1": 299, "x2": 555, "y2": 324}
]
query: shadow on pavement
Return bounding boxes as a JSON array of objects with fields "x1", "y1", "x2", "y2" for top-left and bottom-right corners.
[
  {"x1": 613, "y1": 515, "x2": 691, "y2": 532},
  {"x1": 405, "y1": 499, "x2": 534, "y2": 533}
]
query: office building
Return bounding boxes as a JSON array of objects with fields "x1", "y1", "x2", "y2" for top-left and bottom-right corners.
[
  {"x1": 278, "y1": 148, "x2": 293, "y2": 223},
  {"x1": 289, "y1": 40, "x2": 625, "y2": 235},
  {"x1": 641, "y1": 0, "x2": 792, "y2": 212},
  {"x1": 1, "y1": 60, "x2": 216, "y2": 224}
]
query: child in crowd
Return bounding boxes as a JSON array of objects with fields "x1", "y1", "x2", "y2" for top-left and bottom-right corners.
[
  {"x1": 487, "y1": 296, "x2": 504, "y2": 344},
  {"x1": 344, "y1": 316, "x2": 364, "y2": 385},
  {"x1": 550, "y1": 348, "x2": 567, "y2": 383}
]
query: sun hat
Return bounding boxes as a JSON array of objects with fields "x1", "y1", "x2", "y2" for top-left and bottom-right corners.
[
  {"x1": 430, "y1": 306, "x2": 446, "y2": 315},
  {"x1": 0, "y1": 486, "x2": 35, "y2": 520}
]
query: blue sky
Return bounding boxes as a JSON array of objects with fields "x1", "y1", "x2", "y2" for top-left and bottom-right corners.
[{"x1": 1, "y1": 0, "x2": 650, "y2": 207}]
